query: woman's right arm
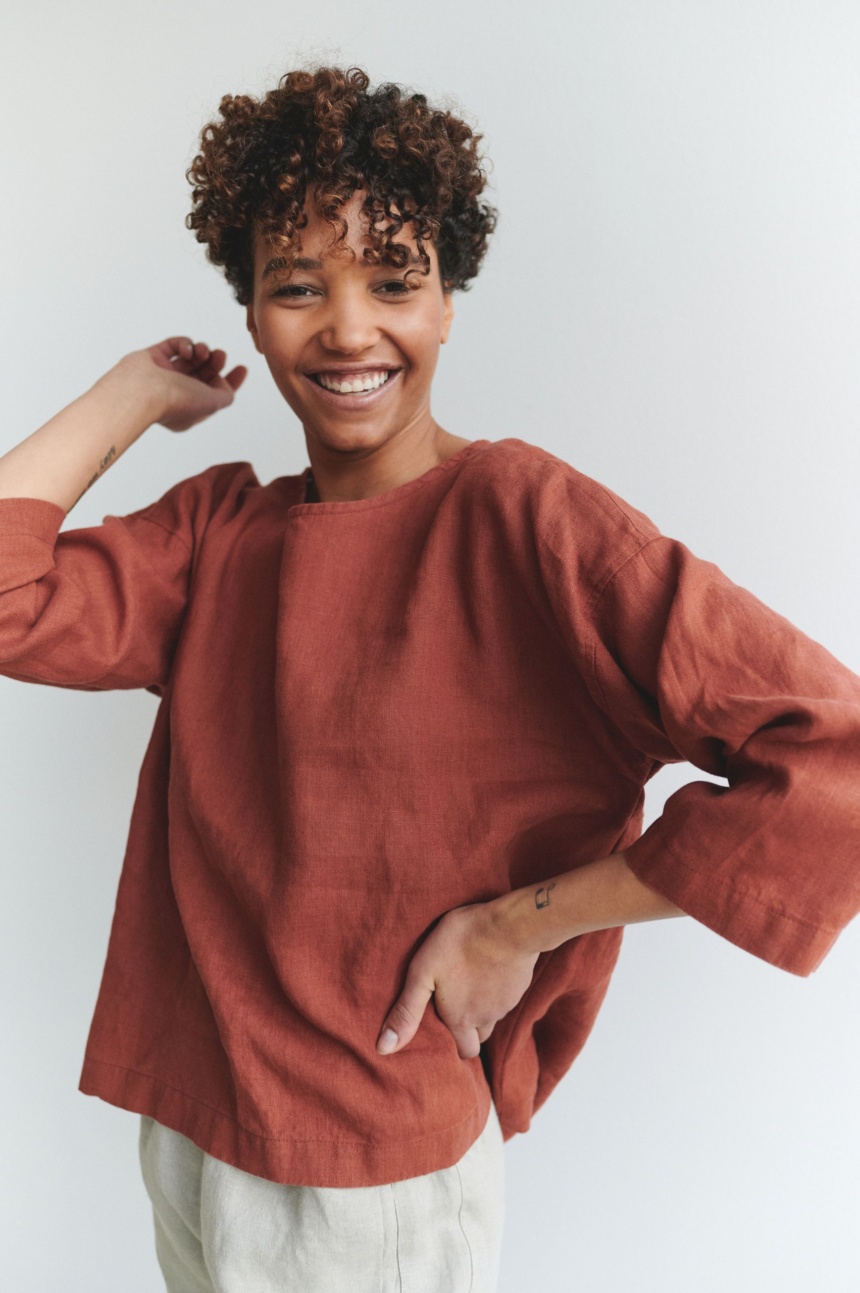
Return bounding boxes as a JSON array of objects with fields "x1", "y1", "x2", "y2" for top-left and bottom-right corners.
[
  {"x1": 0, "y1": 336, "x2": 247, "y2": 514},
  {"x1": 0, "y1": 336, "x2": 248, "y2": 693}
]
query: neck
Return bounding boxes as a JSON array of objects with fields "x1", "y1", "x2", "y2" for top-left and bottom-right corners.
[{"x1": 302, "y1": 425, "x2": 472, "y2": 503}]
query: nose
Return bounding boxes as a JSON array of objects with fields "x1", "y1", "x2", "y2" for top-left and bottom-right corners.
[{"x1": 317, "y1": 287, "x2": 381, "y2": 355}]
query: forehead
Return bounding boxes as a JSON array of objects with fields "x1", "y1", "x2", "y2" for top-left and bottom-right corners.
[{"x1": 253, "y1": 186, "x2": 433, "y2": 273}]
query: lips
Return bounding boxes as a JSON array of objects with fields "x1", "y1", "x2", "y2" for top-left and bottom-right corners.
[
  {"x1": 302, "y1": 367, "x2": 403, "y2": 410},
  {"x1": 307, "y1": 365, "x2": 400, "y2": 374}
]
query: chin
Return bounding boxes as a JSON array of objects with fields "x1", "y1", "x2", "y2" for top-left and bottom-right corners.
[{"x1": 306, "y1": 426, "x2": 392, "y2": 455}]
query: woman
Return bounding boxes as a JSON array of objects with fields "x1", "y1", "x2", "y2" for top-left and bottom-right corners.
[{"x1": 1, "y1": 64, "x2": 858, "y2": 1292}]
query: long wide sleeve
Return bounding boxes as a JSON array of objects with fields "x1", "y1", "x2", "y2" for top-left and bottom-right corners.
[
  {"x1": 581, "y1": 535, "x2": 860, "y2": 976},
  {"x1": 0, "y1": 462, "x2": 240, "y2": 695}
]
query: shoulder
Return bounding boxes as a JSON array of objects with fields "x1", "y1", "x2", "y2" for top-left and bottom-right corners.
[
  {"x1": 125, "y1": 461, "x2": 265, "y2": 544},
  {"x1": 463, "y1": 438, "x2": 660, "y2": 539},
  {"x1": 460, "y1": 437, "x2": 664, "y2": 586}
]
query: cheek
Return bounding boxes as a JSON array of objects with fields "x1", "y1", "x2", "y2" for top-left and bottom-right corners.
[
  {"x1": 259, "y1": 315, "x2": 305, "y2": 363},
  {"x1": 399, "y1": 307, "x2": 445, "y2": 362}
]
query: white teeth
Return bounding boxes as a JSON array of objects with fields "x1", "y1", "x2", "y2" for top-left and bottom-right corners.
[{"x1": 316, "y1": 370, "x2": 392, "y2": 394}]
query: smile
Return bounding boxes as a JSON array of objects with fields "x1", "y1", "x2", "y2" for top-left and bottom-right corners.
[
  {"x1": 303, "y1": 368, "x2": 402, "y2": 409},
  {"x1": 314, "y1": 370, "x2": 392, "y2": 393}
]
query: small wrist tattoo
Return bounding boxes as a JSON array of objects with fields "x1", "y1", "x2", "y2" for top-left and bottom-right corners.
[
  {"x1": 534, "y1": 882, "x2": 556, "y2": 910},
  {"x1": 70, "y1": 445, "x2": 117, "y2": 509}
]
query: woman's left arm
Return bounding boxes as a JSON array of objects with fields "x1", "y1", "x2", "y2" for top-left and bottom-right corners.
[
  {"x1": 376, "y1": 852, "x2": 685, "y2": 1060},
  {"x1": 378, "y1": 532, "x2": 860, "y2": 1059}
]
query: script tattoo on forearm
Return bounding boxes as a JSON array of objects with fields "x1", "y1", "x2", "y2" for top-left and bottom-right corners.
[
  {"x1": 70, "y1": 445, "x2": 117, "y2": 509},
  {"x1": 534, "y1": 882, "x2": 556, "y2": 910}
]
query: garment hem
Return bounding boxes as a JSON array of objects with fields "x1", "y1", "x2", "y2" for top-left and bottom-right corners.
[{"x1": 79, "y1": 1054, "x2": 494, "y2": 1188}]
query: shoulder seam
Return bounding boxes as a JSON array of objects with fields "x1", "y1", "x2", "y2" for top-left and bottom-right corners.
[
  {"x1": 128, "y1": 511, "x2": 194, "y2": 559},
  {"x1": 586, "y1": 482, "x2": 658, "y2": 543},
  {"x1": 588, "y1": 535, "x2": 669, "y2": 611},
  {"x1": 525, "y1": 445, "x2": 661, "y2": 552}
]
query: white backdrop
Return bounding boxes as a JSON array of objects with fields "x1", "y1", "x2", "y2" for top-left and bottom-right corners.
[{"x1": 1, "y1": 2, "x2": 859, "y2": 1289}]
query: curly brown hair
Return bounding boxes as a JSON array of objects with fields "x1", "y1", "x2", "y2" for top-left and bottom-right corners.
[{"x1": 184, "y1": 65, "x2": 499, "y2": 307}]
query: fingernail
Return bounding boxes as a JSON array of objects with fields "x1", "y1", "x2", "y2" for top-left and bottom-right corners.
[{"x1": 377, "y1": 1028, "x2": 398, "y2": 1055}]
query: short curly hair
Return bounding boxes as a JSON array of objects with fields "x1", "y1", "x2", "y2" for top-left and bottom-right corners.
[{"x1": 184, "y1": 64, "x2": 499, "y2": 307}]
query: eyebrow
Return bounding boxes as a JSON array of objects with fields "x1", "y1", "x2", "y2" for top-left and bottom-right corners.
[
  {"x1": 260, "y1": 252, "x2": 426, "y2": 280},
  {"x1": 262, "y1": 256, "x2": 321, "y2": 278}
]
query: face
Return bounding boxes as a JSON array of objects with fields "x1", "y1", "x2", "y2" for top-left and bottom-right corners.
[{"x1": 245, "y1": 186, "x2": 455, "y2": 458}]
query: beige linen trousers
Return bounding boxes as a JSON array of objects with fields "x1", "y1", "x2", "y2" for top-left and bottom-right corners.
[{"x1": 138, "y1": 1099, "x2": 506, "y2": 1292}]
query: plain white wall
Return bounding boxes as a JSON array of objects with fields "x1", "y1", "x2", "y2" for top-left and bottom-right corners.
[{"x1": 2, "y1": 1, "x2": 859, "y2": 1289}]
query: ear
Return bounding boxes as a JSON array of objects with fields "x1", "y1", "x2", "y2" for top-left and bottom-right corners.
[
  {"x1": 440, "y1": 288, "x2": 455, "y2": 344},
  {"x1": 246, "y1": 302, "x2": 263, "y2": 355}
]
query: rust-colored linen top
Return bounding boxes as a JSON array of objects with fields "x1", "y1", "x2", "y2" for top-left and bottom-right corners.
[{"x1": 1, "y1": 436, "x2": 859, "y2": 1187}]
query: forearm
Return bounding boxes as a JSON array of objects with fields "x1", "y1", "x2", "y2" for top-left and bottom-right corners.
[
  {"x1": 0, "y1": 359, "x2": 164, "y2": 514},
  {"x1": 489, "y1": 852, "x2": 687, "y2": 954}
]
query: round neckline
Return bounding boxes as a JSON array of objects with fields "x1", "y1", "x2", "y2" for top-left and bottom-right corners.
[{"x1": 286, "y1": 439, "x2": 493, "y2": 517}]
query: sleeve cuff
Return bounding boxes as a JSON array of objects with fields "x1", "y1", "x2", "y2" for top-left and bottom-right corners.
[
  {"x1": 622, "y1": 828, "x2": 842, "y2": 978},
  {"x1": 0, "y1": 496, "x2": 66, "y2": 542}
]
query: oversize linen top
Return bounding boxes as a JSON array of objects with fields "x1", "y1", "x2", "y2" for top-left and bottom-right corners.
[{"x1": 1, "y1": 436, "x2": 859, "y2": 1187}]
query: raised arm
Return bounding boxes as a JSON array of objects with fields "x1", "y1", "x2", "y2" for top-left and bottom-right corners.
[
  {"x1": 0, "y1": 337, "x2": 248, "y2": 693},
  {"x1": 0, "y1": 336, "x2": 247, "y2": 513}
]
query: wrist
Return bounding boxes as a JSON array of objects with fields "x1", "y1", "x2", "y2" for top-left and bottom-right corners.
[
  {"x1": 487, "y1": 884, "x2": 573, "y2": 957},
  {"x1": 489, "y1": 853, "x2": 687, "y2": 958},
  {"x1": 93, "y1": 353, "x2": 172, "y2": 431}
]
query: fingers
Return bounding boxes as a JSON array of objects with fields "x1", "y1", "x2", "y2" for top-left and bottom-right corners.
[
  {"x1": 153, "y1": 336, "x2": 200, "y2": 367},
  {"x1": 451, "y1": 1027, "x2": 483, "y2": 1061},
  {"x1": 376, "y1": 974, "x2": 434, "y2": 1055},
  {"x1": 153, "y1": 338, "x2": 244, "y2": 384},
  {"x1": 190, "y1": 347, "x2": 224, "y2": 382},
  {"x1": 192, "y1": 351, "x2": 248, "y2": 396},
  {"x1": 376, "y1": 983, "x2": 495, "y2": 1060},
  {"x1": 176, "y1": 341, "x2": 216, "y2": 377},
  {"x1": 225, "y1": 365, "x2": 248, "y2": 391}
]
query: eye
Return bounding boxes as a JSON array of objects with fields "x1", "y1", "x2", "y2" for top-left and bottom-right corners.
[
  {"x1": 271, "y1": 284, "x2": 315, "y2": 298},
  {"x1": 376, "y1": 280, "x2": 413, "y2": 296}
]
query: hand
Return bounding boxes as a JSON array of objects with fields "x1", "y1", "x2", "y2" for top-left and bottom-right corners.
[
  {"x1": 376, "y1": 901, "x2": 540, "y2": 1061},
  {"x1": 110, "y1": 336, "x2": 248, "y2": 433}
]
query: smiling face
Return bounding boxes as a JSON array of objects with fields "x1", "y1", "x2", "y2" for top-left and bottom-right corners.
[{"x1": 245, "y1": 186, "x2": 455, "y2": 462}]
